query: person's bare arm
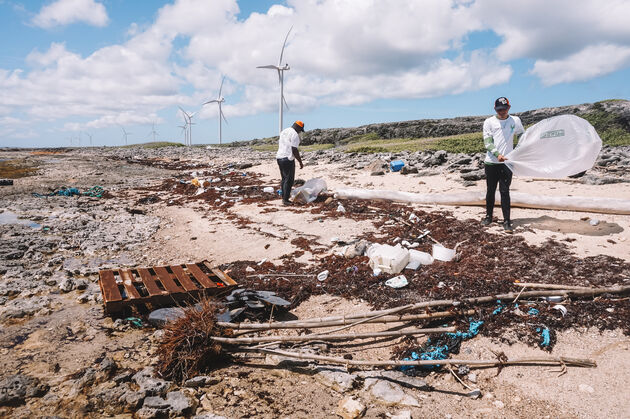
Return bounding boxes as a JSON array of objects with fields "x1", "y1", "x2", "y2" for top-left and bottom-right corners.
[{"x1": 292, "y1": 147, "x2": 303, "y2": 169}]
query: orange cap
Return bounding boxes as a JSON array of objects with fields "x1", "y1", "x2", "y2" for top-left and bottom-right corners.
[{"x1": 295, "y1": 120, "x2": 304, "y2": 128}]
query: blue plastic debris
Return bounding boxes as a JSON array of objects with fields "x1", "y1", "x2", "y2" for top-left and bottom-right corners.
[
  {"x1": 389, "y1": 160, "x2": 405, "y2": 172},
  {"x1": 536, "y1": 327, "x2": 551, "y2": 347},
  {"x1": 401, "y1": 320, "x2": 484, "y2": 370},
  {"x1": 528, "y1": 308, "x2": 539, "y2": 316},
  {"x1": 492, "y1": 300, "x2": 506, "y2": 315}
]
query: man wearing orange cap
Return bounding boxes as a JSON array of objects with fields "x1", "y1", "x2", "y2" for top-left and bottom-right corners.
[{"x1": 276, "y1": 121, "x2": 305, "y2": 205}]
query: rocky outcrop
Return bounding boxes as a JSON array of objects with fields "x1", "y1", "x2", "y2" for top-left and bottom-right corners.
[{"x1": 300, "y1": 100, "x2": 630, "y2": 145}]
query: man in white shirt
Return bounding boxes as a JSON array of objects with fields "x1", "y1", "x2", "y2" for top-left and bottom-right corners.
[
  {"x1": 481, "y1": 97, "x2": 524, "y2": 232},
  {"x1": 276, "y1": 121, "x2": 305, "y2": 205}
]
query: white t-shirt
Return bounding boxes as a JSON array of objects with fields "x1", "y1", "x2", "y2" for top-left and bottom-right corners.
[
  {"x1": 276, "y1": 127, "x2": 300, "y2": 160},
  {"x1": 483, "y1": 115, "x2": 524, "y2": 164}
]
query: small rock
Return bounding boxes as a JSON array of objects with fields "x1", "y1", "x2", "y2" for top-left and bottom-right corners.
[
  {"x1": 368, "y1": 380, "x2": 419, "y2": 407},
  {"x1": 493, "y1": 400, "x2": 505, "y2": 409},
  {"x1": 336, "y1": 397, "x2": 366, "y2": 419},
  {"x1": 371, "y1": 171, "x2": 385, "y2": 176},
  {"x1": 184, "y1": 376, "x2": 216, "y2": 388},
  {"x1": 387, "y1": 410, "x2": 412, "y2": 419},
  {"x1": 58, "y1": 277, "x2": 76, "y2": 293},
  {"x1": 315, "y1": 367, "x2": 357, "y2": 392},
  {"x1": 132, "y1": 367, "x2": 170, "y2": 396},
  {"x1": 148, "y1": 307, "x2": 186, "y2": 327},
  {"x1": 467, "y1": 373, "x2": 477, "y2": 383},
  {"x1": 466, "y1": 389, "x2": 482, "y2": 399}
]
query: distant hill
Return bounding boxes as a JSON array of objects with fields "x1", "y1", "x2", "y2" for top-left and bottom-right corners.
[{"x1": 299, "y1": 99, "x2": 630, "y2": 147}]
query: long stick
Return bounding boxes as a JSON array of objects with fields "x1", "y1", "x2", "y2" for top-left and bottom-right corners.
[
  {"x1": 240, "y1": 347, "x2": 596, "y2": 369},
  {"x1": 513, "y1": 282, "x2": 594, "y2": 290},
  {"x1": 227, "y1": 310, "x2": 476, "y2": 335},
  {"x1": 212, "y1": 326, "x2": 455, "y2": 345}
]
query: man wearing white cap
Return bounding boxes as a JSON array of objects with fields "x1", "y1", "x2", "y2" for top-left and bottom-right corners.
[{"x1": 276, "y1": 121, "x2": 305, "y2": 205}]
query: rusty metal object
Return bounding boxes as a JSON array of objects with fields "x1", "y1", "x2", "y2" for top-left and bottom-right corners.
[{"x1": 98, "y1": 261, "x2": 236, "y2": 314}]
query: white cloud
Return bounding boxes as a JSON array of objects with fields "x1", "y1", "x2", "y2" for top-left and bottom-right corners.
[
  {"x1": 532, "y1": 43, "x2": 630, "y2": 85},
  {"x1": 6, "y1": 0, "x2": 629, "y2": 142},
  {"x1": 471, "y1": 0, "x2": 630, "y2": 61},
  {"x1": 32, "y1": 0, "x2": 109, "y2": 29}
]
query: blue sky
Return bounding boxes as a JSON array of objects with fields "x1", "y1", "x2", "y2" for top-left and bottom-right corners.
[{"x1": 1, "y1": 0, "x2": 630, "y2": 148}]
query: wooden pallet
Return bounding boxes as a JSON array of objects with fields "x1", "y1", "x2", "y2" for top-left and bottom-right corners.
[{"x1": 98, "y1": 260, "x2": 237, "y2": 314}]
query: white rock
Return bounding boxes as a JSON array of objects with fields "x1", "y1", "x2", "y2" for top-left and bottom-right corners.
[{"x1": 336, "y1": 397, "x2": 366, "y2": 419}]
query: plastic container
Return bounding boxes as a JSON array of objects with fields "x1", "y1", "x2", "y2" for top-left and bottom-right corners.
[
  {"x1": 432, "y1": 244, "x2": 456, "y2": 262},
  {"x1": 389, "y1": 160, "x2": 405, "y2": 172},
  {"x1": 409, "y1": 249, "x2": 434, "y2": 265},
  {"x1": 367, "y1": 244, "x2": 410, "y2": 274},
  {"x1": 263, "y1": 186, "x2": 274, "y2": 193}
]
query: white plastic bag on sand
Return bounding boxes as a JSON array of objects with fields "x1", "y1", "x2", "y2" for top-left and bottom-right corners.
[
  {"x1": 291, "y1": 178, "x2": 327, "y2": 204},
  {"x1": 506, "y1": 114, "x2": 601, "y2": 178}
]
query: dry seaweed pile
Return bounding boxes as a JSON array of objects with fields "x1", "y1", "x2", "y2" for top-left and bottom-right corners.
[
  {"x1": 222, "y1": 202, "x2": 630, "y2": 350},
  {"x1": 124, "y1": 157, "x2": 215, "y2": 171},
  {"x1": 131, "y1": 168, "x2": 276, "y2": 210}
]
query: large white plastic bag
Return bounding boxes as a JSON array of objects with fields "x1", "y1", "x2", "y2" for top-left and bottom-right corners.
[
  {"x1": 290, "y1": 177, "x2": 327, "y2": 204},
  {"x1": 505, "y1": 114, "x2": 602, "y2": 178}
]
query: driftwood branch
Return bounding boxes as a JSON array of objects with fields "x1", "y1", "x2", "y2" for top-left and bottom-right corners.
[
  {"x1": 240, "y1": 347, "x2": 597, "y2": 369},
  {"x1": 513, "y1": 282, "x2": 594, "y2": 290},
  {"x1": 212, "y1": 326, "x2": 455, "y2": 345}
]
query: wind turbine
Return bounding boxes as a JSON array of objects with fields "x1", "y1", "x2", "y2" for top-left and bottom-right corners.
[
  {"x1": 147, "y1": 122, "x2": 159, "y2": 142},
  {"x1": 121, "y1": 127, "x2": 132, "y2": 145},
  {"x1": 178, "y1": 124, "x2": 187, "y2": 144},
  {"x1": 84, "y1": 132, "x2": 93, "y2": 146},
  {"x1": 257, "y1": 26, "x2": 292, "y2": 135},
  {"x1": 178, "y1": 106, "x2": 196, "y2": 146},
  {"x1": 203, "y1": 76, "x2": 228, "y2": 144}
]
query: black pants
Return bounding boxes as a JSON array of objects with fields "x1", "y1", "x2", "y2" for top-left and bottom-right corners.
[
  {"x1": 484, "y1": 164, "x2": 512, "y2": 221},
  {"x1": 277, "y1": 158, "x2": 295, "y2": 203}
]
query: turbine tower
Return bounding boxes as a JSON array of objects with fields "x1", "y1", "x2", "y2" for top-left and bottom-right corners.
[
  {"x1": 148, "y1": 122, "x2": 159, "y2": 142},
  {"x1": 120, "y1": 127, "x2": 132, "y2": 145},
  {"x1": 178, "y1": 106, "x2": 196, "y2": 146},
  {"x1": 203, "y1": 76, "x2": 228, "y2": 144},
  {"x1": 257, "y1": 26, "x2": 292, "y2": 135}
]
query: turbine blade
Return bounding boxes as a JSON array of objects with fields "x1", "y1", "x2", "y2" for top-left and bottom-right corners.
[
  {"x1": 283, "y1": 94, "x2": 290, "y2": 111},
  {"x1": 221, "y1": 110, "x2": 228, "y2": 124},
  {"x1": 203, "y1": 100, "x2": 219, "y2": 105},
  {"x1": 279, "y1": 25, "x2": 293, "y2": 66},
  {"x1": 257, "y1": 65, "x2": 278, "y2": 69},
  {"x1": 218, "y1": 76, "x2": 225, "y2": 98}
]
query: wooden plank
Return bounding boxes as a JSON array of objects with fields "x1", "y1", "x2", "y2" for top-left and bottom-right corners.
[
  {"x1": 186, "y1": 263, "x2": 216, "y2": 288},
  {"x1": 154, "y1": 266, "x2": 185, "y2": 293},
  {"x1": 171, "y1": 265, "x2": 200, "y2": 292},
  {"x1": 210, "y1": 266, "x2": 237, "y2": 286},
  {"x1": 119, "y1": 269, "x2": 141, "y2": 300},
  {"x1": 137, "y1": 268, "x2": 164, "y2": 297},
  {"x1": 99, "y1": 270, "x2": 122, "y2": 303}
]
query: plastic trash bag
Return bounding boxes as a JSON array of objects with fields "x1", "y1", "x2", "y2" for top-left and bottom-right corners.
[
  {"x1": 291, "y1": 177, "x2": 327, "y2": 204},
  {"x1": 505, "y1": 114, "x2": 602, "y2": 178}
]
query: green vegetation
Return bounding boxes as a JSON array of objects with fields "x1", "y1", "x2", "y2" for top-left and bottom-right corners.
[
  {"x1": 341, "y1": 131, "x2": 484, "y2": 154},
  {"x1": 581, "y1": 102, "x2": 630, "y2": 146},
  {"x1": 252, "y1": 142, "x2": 335, "y2": 152}
]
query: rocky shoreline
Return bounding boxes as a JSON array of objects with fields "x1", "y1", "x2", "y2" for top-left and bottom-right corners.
[{"x1": 1, "y1": 144, "x2": 629, "y2": 418}]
